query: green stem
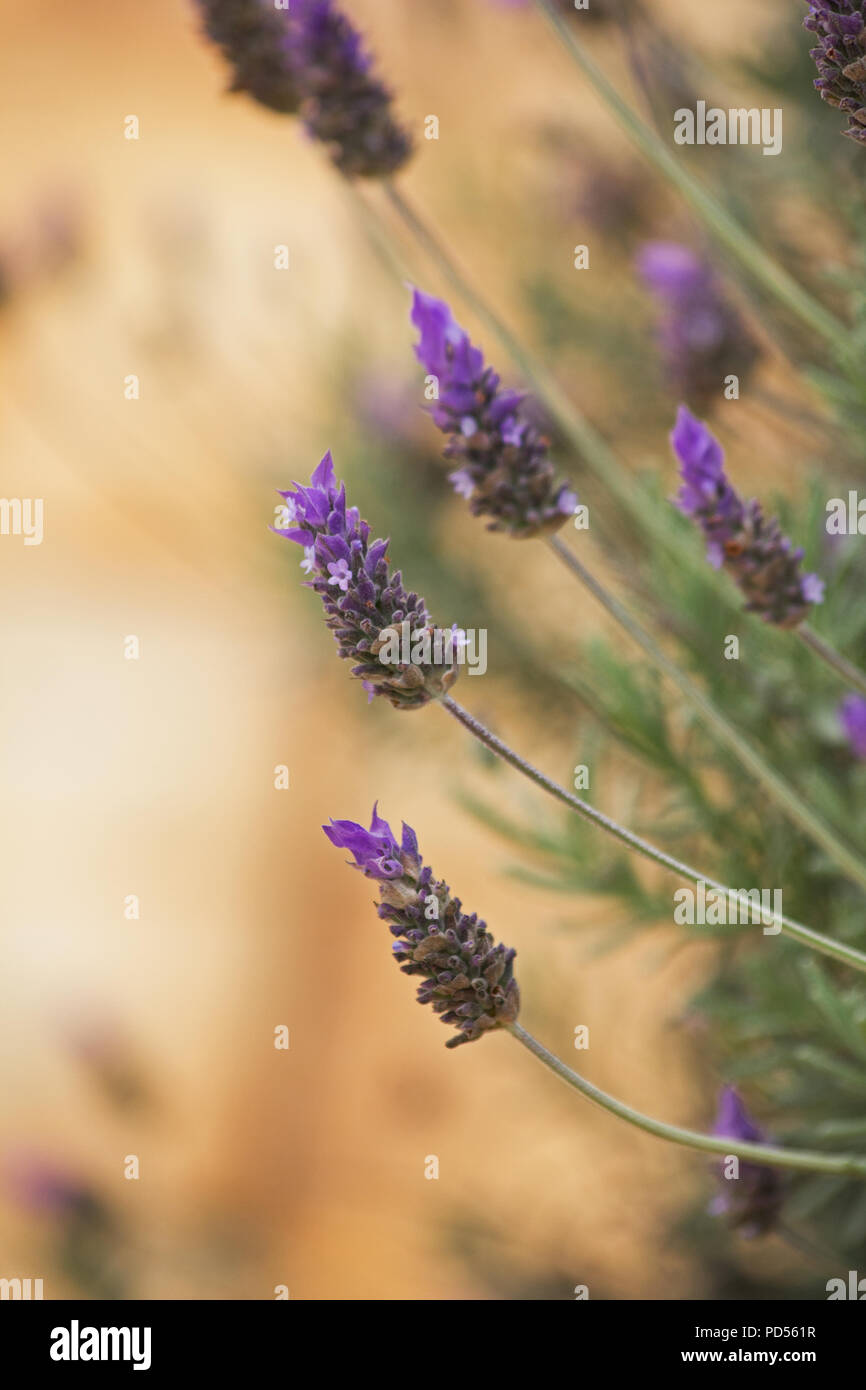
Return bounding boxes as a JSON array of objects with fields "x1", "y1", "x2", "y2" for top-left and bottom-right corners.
[
  {"x1": 799, "y1": 624, "x2": 866, "y2": 700},
  {"x1": 439, "y1": 695, "x2": 866, "y2": 973},
  {"x1": 508, "y1": 1022, "x2": 866, "y2": 1177},
  {"x1": 547, "y1": 534, "x2": 866, "y2": 894},
  {"x1": 533, "y1": 0, "x2": 844, "y2": 348}
]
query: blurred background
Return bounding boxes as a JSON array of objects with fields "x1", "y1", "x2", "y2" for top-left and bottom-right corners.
[{"x1": 0, "y1": 0, "x2": 858, "y2": 1299}]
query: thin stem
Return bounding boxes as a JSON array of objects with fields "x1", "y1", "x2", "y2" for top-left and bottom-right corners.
[
  {"x1": 378, "y1": 180, "x2": 714, "y2": 578},
  {"x1": 547, "y1": 534, "x2": 866, "y2": 894},
  {"x1": 508, "y1": 1022, "x2": 866, "y2": 1178},
  {"x1": 439, "y1": 694, "x2": 866, "y2": 973},
  {"x1": 799, "y1": 624, "x2": 866, "y2": 700},
  {"x1": 533, "y1": 0, "x2": 844, "y2": 348}
]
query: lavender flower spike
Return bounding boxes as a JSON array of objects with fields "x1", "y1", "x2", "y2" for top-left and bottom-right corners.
[
  {"x1": 193, "y1": 0, "x2": 301, "y2": 113},
  {"x1": 289, "y1": 1, "x2": 412, "y2": 179},
  {"x1": 637, "y1": 243, "x2": 759, "y2": 408},
  {"x1": 709, "y1": 1087, "x2": 783, "y2": 1237},
  {"x1": 840, "y1": 694, "x2": 866, "y2": 758},
  {"x1": 410, "y1": 288, "x2": 577, "y2": 538},
  {"x1": 803, "y1": 3, "x2": 866, "y2": 143},
  {"x1": 671, "y1": 406, "x2": 824, "y2": 628},
  {"x1": 324, "y1": 806, "x2": 520, "y2": 1047},
  {"x1": 274, "y1": 451, "x2": 458, "y2": 709}
]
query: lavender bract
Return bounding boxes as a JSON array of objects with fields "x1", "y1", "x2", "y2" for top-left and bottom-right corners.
[
  {"x1": 410, "y1": 288, "x2": 576, "y2": 538},
  {"x1": 637, "y1": 243, "x2": 759, "y2": 408},
  {"x1": 840, "y1": 694, "x2": 866, "y2": 757},
  {"x1": 274, "y1": 451, "x2": 458, "y2": 709},
  {"x1": 324, "y1": 806, "x2": 520, "y2": 1047},
  {"x1": 289, "y1": 0, "x2": 412, "y2": 178},
  {"x1": 193, "y1": 0, "x2": 301, "y2": 113},
  {"x1": 803, "y1": 2, "x2": 866, "y2": 143},
  {"x1": 709, "y1": 1087, "x2": 783, "y2": 1237},
  {"x1": 671, "y1": 406, "x2": 824, "y2": 628}
]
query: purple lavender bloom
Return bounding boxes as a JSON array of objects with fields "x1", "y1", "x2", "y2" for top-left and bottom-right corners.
[
  {"x1": 803, "y1": 3, "x2": 866, "y2": 143},
  {"x1": 410, "y1": 288, "x2": 577, "y2": 539},
  {"x1": 637, "y1": 243, "x2": 759, "y2": 408},
  {"x1": 288, "y1": 1, "x2": 412, "y2": 179},
  {"x1": 671, "y1": 406, "x2": 824, "y2": 628},
  {"x1": 274, "y1": 451, "x2": 458, "y2": 709},
  {"x1": 4, "y1": 1153, "x2": 94, "y2": 1216},
  {"x1": 840, "y1": 694, "x2": 866, "y2": 757},
  {"x1": 193, "y1": 0, "x2": 301, "y2": 113},
  {"x1": 709, "y1": 1087, "x2": 783, "y2": 1237},
  {"x1": 325, "y1": 806, "x2": 520, "y2": 1047}
]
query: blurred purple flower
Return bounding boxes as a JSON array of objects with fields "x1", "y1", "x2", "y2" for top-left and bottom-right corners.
[
  {"x1": 195, "y1": 0, "x2": 411, "y2": 177},
  {"x1": 193, "y1": 0, "x2": 301, "y2": 112},
  {"x1": 637, "y1": 242, "x2": 759, "y2": 408},
  {"x1": 5, "y1": 1154, "x2": 93, "y2": 1216},
  {"x1": 274, "y1": 451, "x2": 458, "y2": 709},
  {"x1": 840, "y1": 694, "x2": 866, "y2": 757},
  {"x1": 803, "y1": 2, "x2": 866, "y2": 143},
  {"x1": 325, "y1": 806, "x2": 520, "y2": 1047},
  {"x1": 709, "y1": 1087, "x2": 783, "y2": 1237},
  {"x1": 288, "y1": 0, "x2": 412, "y2": 178},
  {"x1": 410, "y1": 288, "x2": 576, "y2": 538},
  {"x1": 671, "y1": 406, "x2": 824, "y2": 628}
]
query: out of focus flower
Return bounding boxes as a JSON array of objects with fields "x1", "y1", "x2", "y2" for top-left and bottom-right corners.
[
  {"x1": 5, "y1": 1155, "x2": 95, "y2": 1216},
  {"x1": 410, "y1": 288, "x2": 576, "y2": 538},
  {"x1": 65, "y1": 1020, "x2": 153, "y2": 1111},
  {"x1": 803, "y1": 2, "x2": 866, "y2": 143},
  {"x1": 839, "y1": 694, "x2": 866, "y2": 757},
  {"x1": 324, "y1": 805, "x2": 520, "y2": 1047},
  {"x1": 5, "y1": 1153, "x2": 126, "y2": 1297},
  {"x1": 288, "y1": 0, "x2": 412, "y2": 178},
  {"x1": 709, "y1": 1087, "x2": 783, "y2": 1237},
  {"x1": 274, "y1": 451, "x2": 458, "y2": 708},
  {"x1": 193, "y1": 0, "x2": 301, "y2": 112},
  {"x1": 671, "y1": 406, "x2": 824, "y2": 628},
  {"x1": 195, "y1": 0, "x2": 411, "y2": 177},
  {"x1": 637, "y1": 242, "x2": 759, "y2": 408}
]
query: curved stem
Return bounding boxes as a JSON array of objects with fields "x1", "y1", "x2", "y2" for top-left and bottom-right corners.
[
  {"x1": 439, "y1": 695, "x2": 866, "y2": 973},
  {"x1": 508, "y1": 1022, "x2": 866, "y2": 1177},
  {"x1": 547, "y1": 535, "x2": 866, "y2": 894},
  {"x1": 799, "y1": 624, "x2": 866, "y2": 700},
  {"x1": 532, "y1": 0, "x2": 844, "y2": 348}
]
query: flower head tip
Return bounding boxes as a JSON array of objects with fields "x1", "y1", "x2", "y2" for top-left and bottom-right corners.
[
  {"x1": 410, "y1": 287, "x2": 576, "y2": 539},
  {"x1": 325, "y1": 806, "x2": 520, "y2": 1047}
]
